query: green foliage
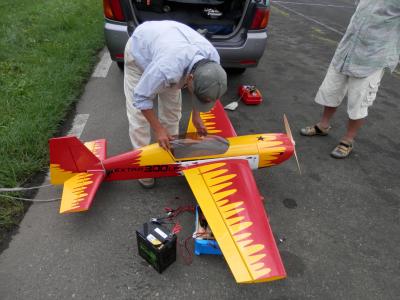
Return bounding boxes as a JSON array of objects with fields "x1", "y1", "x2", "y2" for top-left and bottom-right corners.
[{"x1": 0, "y1": 0, "x2": 105, "y2": 231}]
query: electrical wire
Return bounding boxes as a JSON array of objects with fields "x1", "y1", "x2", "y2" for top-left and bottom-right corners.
[
  {"x1": 178, "y1": 232, "x2": 210, "y2": 265},
  {"x1": 0, "y1": 184, "x2": 54, "y2": 192},
  {"x1": 178, "y1": 234, "x2": 195, "y2": 265},
  {"x1": 0, "y1": 183, "x2": 60, "y2": 202},
  {"x1": 0, "y1": 194, "x2": 61, "y2": 202},
  {"x1": 152, "y1": 205, "x2": 197, "y2": 264}
]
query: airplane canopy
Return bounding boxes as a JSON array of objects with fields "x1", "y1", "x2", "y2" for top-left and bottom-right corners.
[{"x1": 171, "y1": 135, "x2": 229, "y2": 159}]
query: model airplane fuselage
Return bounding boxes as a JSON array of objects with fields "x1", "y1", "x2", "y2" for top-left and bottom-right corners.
[
  {"x1": 50, "y1": 133, "x2": 293, "y2": 209},
  {"x1": 113, "y1": 134, "x2": 289, "y2": 178}
]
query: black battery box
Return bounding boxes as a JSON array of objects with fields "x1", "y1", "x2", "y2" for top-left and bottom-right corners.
[
  {"x1": 134, "y1": 0, "x2": 166, "y2": 13},
  {"x1": 136, "y1": 222, "x2": 177, "y2": 273}
]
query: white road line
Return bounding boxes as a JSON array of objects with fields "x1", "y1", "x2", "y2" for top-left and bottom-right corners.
[
  {"x1": 67, "y1": 114, "x2": 89, "y2": 138},
  {"x1": 92, "y1": 51, "x2": 112, "y2": 78},
  {"x1": 273, "y1": 1, "x2": 355, "y2": 9},
  {"x1": 273, "y1": 2, "x2": 345, "y2": 35}
]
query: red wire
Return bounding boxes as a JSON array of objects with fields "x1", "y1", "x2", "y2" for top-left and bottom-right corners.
[
  {"x1": 172, "y1": 222, "x2": 182, "y2": 234},
  {"x1": 163, "y1": 205, "x2": 196, "y2": 264},
  {"x1": 178, "y1": 234, "x2": 194, "y2": 265}
]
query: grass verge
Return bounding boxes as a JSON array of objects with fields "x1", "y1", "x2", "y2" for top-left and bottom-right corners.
[{"x1": 0, "y1": 0, "x2": 105, "y2": 243}]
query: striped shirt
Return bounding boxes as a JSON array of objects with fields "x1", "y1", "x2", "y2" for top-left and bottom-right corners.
[{"x1": 332, "y1": 0, "x2": 400, "y2": 77}]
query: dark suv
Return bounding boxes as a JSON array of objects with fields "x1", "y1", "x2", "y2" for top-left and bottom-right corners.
[{"x1": 103, "y1": 0, "x2": 270, "y2": 71}]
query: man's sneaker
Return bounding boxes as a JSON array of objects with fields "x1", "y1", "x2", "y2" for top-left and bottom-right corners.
[{"x1": 138, "y1": 178, "x2": 156, "y2": 189}]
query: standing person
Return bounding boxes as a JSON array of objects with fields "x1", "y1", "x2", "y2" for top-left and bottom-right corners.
[
  {"x1": 124, "y1": 20, "x2": 227, "y2": 187},
  {"x1": 300, "y1": 0, "x2": 400, "y2": 158}
]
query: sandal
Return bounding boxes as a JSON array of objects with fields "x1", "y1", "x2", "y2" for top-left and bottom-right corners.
[
  {"x1": 331, "y1": 140, "x2": 353, "y2": 159},
  {"x1": 300, "y1": 124, "x2": 331, "y2": 136}
]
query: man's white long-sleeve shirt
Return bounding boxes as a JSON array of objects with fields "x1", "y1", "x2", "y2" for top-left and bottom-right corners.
[{"x1": 128, "y1": 21, "x2": 220, "y2": 110}]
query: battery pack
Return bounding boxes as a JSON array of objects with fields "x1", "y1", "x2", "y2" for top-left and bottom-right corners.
[
  {"x1": 136, "y1": 222, "x2": 177, "y2": 273},
  {"x1": 238, "y1": 85, "x2": 263, "y2": 105},
  {"x1": 193, "y1": 206, "x2": 222, "y2": 255}
]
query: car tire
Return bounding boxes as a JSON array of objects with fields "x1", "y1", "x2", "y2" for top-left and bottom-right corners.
[{"x1": 117, "y1": 61, "x2": 124, "y2": 71}]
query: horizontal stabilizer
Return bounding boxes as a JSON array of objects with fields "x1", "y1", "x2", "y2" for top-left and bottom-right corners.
[{"x1": 60, "y1": 171, "x2": 105, "y2": 213}]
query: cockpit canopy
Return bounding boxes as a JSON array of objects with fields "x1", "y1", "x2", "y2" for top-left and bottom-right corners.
[{"x1": 170, "y1": 134, "x2": 229, "y2": 159}]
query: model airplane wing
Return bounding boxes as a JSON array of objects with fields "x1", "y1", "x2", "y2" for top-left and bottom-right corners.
[
  {"x1": 183, "y1": 159, "x2": 286, "y2": 283},
  {"x1": 186, "y1": 100, "x2": 237, "y2": 138}
]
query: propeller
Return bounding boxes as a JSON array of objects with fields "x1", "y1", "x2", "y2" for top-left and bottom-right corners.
[{"x1": 283, "y1": 114, "x2": 301, "y2": 175}]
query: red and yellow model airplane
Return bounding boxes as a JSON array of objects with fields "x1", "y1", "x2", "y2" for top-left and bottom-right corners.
[{"x1": 49, "y1": 100, "x2": 299, "y2": 284}]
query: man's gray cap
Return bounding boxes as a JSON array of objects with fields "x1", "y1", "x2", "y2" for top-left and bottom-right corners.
[{"x1": 192, "y1": 61, "x2": 227, "y2": 112}]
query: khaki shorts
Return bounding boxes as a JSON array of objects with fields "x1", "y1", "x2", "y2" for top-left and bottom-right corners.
[{"x1": 315, "y1": 65, "x2": 384, "y2": 120}]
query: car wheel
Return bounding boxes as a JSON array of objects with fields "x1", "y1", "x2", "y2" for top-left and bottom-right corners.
[{"x1": 117, "y1": 61, "x2": 124, "y2": 71}]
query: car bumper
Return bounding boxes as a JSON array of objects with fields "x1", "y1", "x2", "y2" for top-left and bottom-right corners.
[
  {"x1": 214, "y1": 31, "x2": 268, "y2": 68},
  {"x1": 104, "y1": 22, "x2": 268, "y2": 68},
  {"x1": 104, "y1": 22, "x2": 130, "y2": 61}
]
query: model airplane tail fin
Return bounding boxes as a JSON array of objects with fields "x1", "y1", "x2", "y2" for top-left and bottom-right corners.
[
  {"x1": 49, "y1": 136, "x2": 106, "y2": 184},
  {"x1": 49, "y1": 136, "x2": 107, "y2": 213}
]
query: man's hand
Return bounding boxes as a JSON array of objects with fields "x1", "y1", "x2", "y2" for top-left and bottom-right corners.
[
  {"x1": 192, "y1": 110, "x2": 207, "y2": 136},
  {"x1": 141, "y1": 108, "x2": 173, "y2": 151},
  {"x1": 155, "y1": 126, "x2": 173, "y2": 151}
]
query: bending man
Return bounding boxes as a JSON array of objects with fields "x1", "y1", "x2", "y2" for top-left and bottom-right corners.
[{"x1": 124, "y1": 21, "x2": 227, "y2": 187}]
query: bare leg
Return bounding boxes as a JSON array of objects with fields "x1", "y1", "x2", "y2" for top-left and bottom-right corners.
[
  {"x1": 342, "y1": 118, "x2": 364, "y2": 142},
  {"x1": 319, "y1": 106, "x2": 337, "y2": 129}
]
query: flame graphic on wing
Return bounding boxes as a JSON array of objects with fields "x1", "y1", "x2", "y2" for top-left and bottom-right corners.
[
  {"x1": 184, "y1": 160, "x2": 286, "y2": 283},
  {"x1": 199, "y1": 162, "x2": 272, "y2": 279},
  {"x1": 187, "y1": 110, "x2": 221, "y2": 135},
  {"x1": 186, "y1": 100, "x2": 237, "y2": 138},
  {"x1": 50, "y1": 164, "x2": 75, "y2": 185},
  {"x1": 60, "y1": 173, "x2": 95, "y2": 213},
  {"x1": 199, "y1": 111, "x2": 222, "y2": 134}
]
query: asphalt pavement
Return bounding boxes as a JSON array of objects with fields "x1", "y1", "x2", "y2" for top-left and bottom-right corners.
[{"x1": 1, "y1": 1, "x2": 399, "y2": 299}]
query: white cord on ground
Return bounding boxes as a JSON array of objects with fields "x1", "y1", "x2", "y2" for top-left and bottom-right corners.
[
  {"x1": 0, "y1": 194, "x2": 61, "y2": 202},
  {"x1": 0, "y1": 184, "x2": 54, "y2": 192}
]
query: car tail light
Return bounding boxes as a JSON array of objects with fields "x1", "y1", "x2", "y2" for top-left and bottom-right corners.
[
  {"x1": 239, "y1": 60, "x2": 257, "y2": 65},
  {"x1": 103, "y1": 0, "x2": 125, "y2": 22},
  {"x1": 250, "y1": 7, "x2": 270, "y2": 30}
]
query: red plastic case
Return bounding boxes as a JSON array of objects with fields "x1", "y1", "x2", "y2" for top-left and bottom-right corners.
[{"x1": 238, "y1": 85, "x2": 263, "y2": 105}]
